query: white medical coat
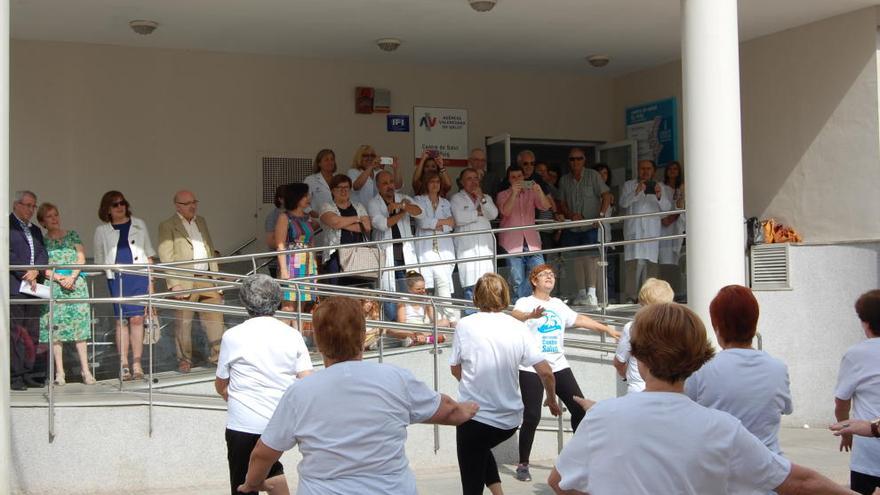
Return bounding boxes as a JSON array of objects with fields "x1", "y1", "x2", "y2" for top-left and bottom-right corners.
[
  {"x1": 619, "y1": 179, "x2": 672, "y2": 263},
  {"x1": 367, "y1": 193, "x2": 423, "y2": 291},
  {"x1": 450, "y1": 191, "x2": 499, "y2": 288}
]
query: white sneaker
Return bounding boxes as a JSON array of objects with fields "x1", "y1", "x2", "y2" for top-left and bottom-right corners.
[
  {"x1": 571, "y1": 294, "x2": 590, "y2": 306},
  {"x1": 586, "y1": 293, "x2": 599, "y2": 307}
]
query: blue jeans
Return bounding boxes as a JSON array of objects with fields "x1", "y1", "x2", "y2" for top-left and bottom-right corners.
[
  {"x1": 382, "y1": 271, "x2": 407, "y2": 322},
  {"x1": 462, "y1": 285, "x2": 476, "y2": 316},
  {"x1": 508, "y1": 250, "x2": 545, "y2": 300}
]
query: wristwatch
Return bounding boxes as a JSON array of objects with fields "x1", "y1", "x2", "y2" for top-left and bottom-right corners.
[{"x1": 871, "y1": 417, "x2": 880, "y2": 438}]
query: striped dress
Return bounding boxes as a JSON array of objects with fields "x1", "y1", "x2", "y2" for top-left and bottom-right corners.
[{"x1": 283, "y1": 214, "x2": 317, "y2": 301}]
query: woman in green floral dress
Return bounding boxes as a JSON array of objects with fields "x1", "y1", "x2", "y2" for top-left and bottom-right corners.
[{"x1": 37, "y1": 203, "x2": 96, "y2": 385}]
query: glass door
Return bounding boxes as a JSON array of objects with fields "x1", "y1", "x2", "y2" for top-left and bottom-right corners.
[{"x1": 484, "y1": 134, "x2": 510, "y2": 197}]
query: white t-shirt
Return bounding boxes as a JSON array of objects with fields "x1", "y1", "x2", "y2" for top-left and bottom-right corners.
[
  {"x1": 555, "y1": 392, "x2": 792, "y2": 495},
  {"x1": 260, "y1": 361, "x2": 441, "y2": 495},
  {"x1": 449, "y1": 311, "x2": 545, "y2": 429},
  {"x1": 614, "y1": 322, "x2": 645, "y2": 393},
  {"x1": 834, "y1": 337, "x2": 880, "y2": 477},
  {"x1": 514, "y1": 296, "x2": 577, "y2": 373},
  {"x1": 216, "y1": 316, "x2": 313, "y2": 434},
  {"x1": 684, "y1": 348, "x2": 793, "y2": 455}
]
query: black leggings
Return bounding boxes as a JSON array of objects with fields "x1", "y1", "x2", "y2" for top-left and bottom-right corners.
[
  {"x1": 851, "y1": 470, "x2": 880, "y2": 495},
  {"x1": 456, "y1": 419, "x2": 517, "y2": 495},
  {"x1": 518, "y1": 368, "x2": 585, "y2": 464}
]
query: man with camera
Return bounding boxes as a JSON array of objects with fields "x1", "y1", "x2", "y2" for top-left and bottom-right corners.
[
  {"x1": 497, "y1": 164, "x2": 553, "y2": 299},
  {"x1": 619, "y1": 159, "x2": 672, "y2": 303}
]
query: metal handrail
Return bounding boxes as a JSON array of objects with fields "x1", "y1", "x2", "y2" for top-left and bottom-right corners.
[{"x1": 12, "y1": 207, "x2": 685, "y2": 447}]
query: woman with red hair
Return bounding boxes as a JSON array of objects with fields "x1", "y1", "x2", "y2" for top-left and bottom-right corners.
[{"x1": 684, "y1": 284, "x2": 793, "y2": 454}]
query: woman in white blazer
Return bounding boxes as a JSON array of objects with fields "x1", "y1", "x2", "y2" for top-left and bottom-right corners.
[
  {"x1": 413, "y1": 172, "x2": 457, "y2": 321},
  {"x1": 94, "y1": 191, "x2": 156, "y2": 381}
]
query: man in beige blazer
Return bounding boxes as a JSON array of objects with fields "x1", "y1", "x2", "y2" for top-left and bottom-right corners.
[{"x1": 158, "y1": 190, "x2": 224, "y2": 373}]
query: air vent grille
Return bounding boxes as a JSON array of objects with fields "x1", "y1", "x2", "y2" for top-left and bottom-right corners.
[
  {"x1": 750, "y1": 243, "x2": 791, "y2": 290},
  {"x1": 261, "y1": 156, "x2": 311, "y2": 204}
]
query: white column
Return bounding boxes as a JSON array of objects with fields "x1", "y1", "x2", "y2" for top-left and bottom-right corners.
[
  {"x1": 0, "y1": 0, "x2": 10, "y2": 491},
  {"x1": 682, "y1": 0, "x2": 746, "y2": 338}
]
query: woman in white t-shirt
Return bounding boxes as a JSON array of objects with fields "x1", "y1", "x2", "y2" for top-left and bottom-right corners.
[
  {"x1": 549, "y1": 303, "x2": 853, "y2": 495},
  {"x1": 214, "y1": 274, "x2": 314, "y2": 495},
  {"x1": 239, "y1": 296, "x2": 478, "y2": 495},
  {"x1": 834, "y1": 289, "x2": 880, "y2": 495},
  {"x1": 510, "y1": 264, "x2": 620, "y2": 482},
  {"x1": 450, "y1": 273, "x2": 560, "y2": 495},
  {"x1": 685, "y1": 285, "x2": 793, "y2": 455}
]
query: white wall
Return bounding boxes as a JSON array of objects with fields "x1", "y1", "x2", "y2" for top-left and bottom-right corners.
[
  {"x1": 612, "y1": 7, "x2": 880, "y2": 243},
  {"x1": 10, "y1": 40, "x2": 615, "y2": 254}
]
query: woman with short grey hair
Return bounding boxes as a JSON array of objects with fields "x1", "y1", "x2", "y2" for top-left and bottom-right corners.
[
  {"x1": 240, "y1": 274, "x2": 282, "y2": 317},
  {"x1": 216, "y1": 274, "x2": 313, "y2": 495}
]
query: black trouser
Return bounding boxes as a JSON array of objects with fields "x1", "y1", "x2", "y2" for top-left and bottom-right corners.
[
  {"x1": 518, "y1": 368, "x2": 585, "y2": 464},
  {"x1": 225, "y1": 428, "x2": 284, "y2": 495},
  {"x1": 10, "y1": 294, "x2": 42, "y2": 382},
  {"x1": 851, "y1": 470, "x2": 880, "y2": 495},
  {"x1": 456, "y1": 419, "x2": 517, "y2": 495}
]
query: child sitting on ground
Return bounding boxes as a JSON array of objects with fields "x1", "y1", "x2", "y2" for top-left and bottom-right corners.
[{"x1": 393, "y1": 271, "x2": 449, "y2": 346}]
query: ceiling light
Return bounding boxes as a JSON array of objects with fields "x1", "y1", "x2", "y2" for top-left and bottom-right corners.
[
  {"x1": 129, "y1": 20, "x2": 159, "y2": 36},
  {"x1": 469, "y1": 0, "x2": 497, "y2": 12},
  {"x1": 376, "y1": 38, "x2": 402, "y2": 52},
  {"x1": 586, "y1": 55, "x2": 610, "y2": 68}
]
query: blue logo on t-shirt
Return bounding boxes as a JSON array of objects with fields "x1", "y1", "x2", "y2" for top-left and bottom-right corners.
[{"x1": 537, "y1": 310, "x2": 563, "y2": 334}]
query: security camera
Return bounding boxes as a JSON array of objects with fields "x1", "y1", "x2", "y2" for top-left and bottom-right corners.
[
  {"x1": 129, "y1": 20, "x2": 159, "y2": 36},
  {"x1": 469, "y1": 0, "x2": 497, "y2": 12}
]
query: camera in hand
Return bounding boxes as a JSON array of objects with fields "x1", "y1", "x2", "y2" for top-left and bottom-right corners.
[
  {"x1": 522, "y1": 180, "x2": 535, "y2": 189},
  {"x1": 379, "y1": 156, "x2": 394, "y2": 166},
  {"x1": 643, "y1": 180, "x2": 657, "y2": 194},
  {"x1": 426, "y1": 149, "x2": 440, "y2": 159}
]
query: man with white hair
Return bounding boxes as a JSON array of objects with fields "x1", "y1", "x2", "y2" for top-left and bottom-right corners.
[{"x1": 9, "y1": 190, "x2": 49, "y2": 390}]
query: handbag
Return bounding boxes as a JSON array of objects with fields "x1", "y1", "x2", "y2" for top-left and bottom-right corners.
[
  {"x1": 338, "y1": 223, "x2": 382, "y2": 279},
  {"x1": 143, "y1": 310, "x2": 163, "y2": 345}
]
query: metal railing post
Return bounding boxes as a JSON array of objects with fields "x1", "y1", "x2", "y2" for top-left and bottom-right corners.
[
  {"x1": 147, "y1": 265, "x2": 154, "y2": 437},
  {"x1": 117, "y1": 270, "x2": 124, "y2": 391},
  {"x1": 296, "y1": 284, "x2": 303, "y2": 335},
  {"x1": 598, "y1": 222, "x2": 609, "y2": 315},
  {"x1": 47, "y1": 267, "x2": 56, "y2": 442},
  {"x1": 557, "y1": 398, "x2": 565, "y2": 454},
  {"x1": 89, "y1": 277, "x2": 96, "y2": 377},
  {"x1": 430, "y1": 299, "x2": 440, "y2": 454}
]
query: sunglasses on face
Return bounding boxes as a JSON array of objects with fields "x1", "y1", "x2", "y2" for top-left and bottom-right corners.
[
  {"x1": 362, "y1": 154, "x2": 377, "y2": 159},
  {"x1": 522, "y1": 161, "x2": 536, "y2": 166},
  {"x1": 111, "y1": 200, "x2": 127, "y2": 207},
  {"x1": 569, "y1": 156, "x2": 585, "y2": 162}
]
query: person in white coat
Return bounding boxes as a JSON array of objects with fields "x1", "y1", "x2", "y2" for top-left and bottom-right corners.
[
  {"x1": 303, "y1": 149, "x2": 337, "y2": 250},
  {"x1": 618, "y1": 159, "x2": 671, "y2": 303},
  {"x1": 413, "y1": 172, "x2": 457, "y2": 322},
  {"x1": 367, "y1": 170, "x2": 423, "y2": 320},
  {"x1": 659, "y1": 161, "x2": 686, "y2": 298},
  {"x1": 451, "y1": 168, "x2": 499, "y2": 313}
]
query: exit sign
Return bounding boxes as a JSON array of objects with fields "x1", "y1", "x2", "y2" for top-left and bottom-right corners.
[{"x1": 387, "y1": 115, "x2": 410, "y2": 132}]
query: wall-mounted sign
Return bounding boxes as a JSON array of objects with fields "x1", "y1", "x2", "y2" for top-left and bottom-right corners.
[
  {"x1": 625, "y1": 97, "x2": 678, "y2": 167},
  {"x1": 355, "y1": 86, "x2": 392, "y2": 114},
  {"x1": 387, "y1": 115, "x2": 410, "y2": 132},
  {"x1": 413, "y1": 106, "x2": 468, "y2": 166}
]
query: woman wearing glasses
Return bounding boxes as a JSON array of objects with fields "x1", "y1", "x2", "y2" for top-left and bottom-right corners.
[
  {"x1": 511, "y1": 264, "x2": 619, "y2": 483},
  {"x1": 319, "y1": 174, "x2": 372, "y2": 285},
  {"x1": 94, "y1": 191, "x2": 155, "y2": 381},
  {"x1": 347, "y1": 144, "x2": 402, "y2": 206}
]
